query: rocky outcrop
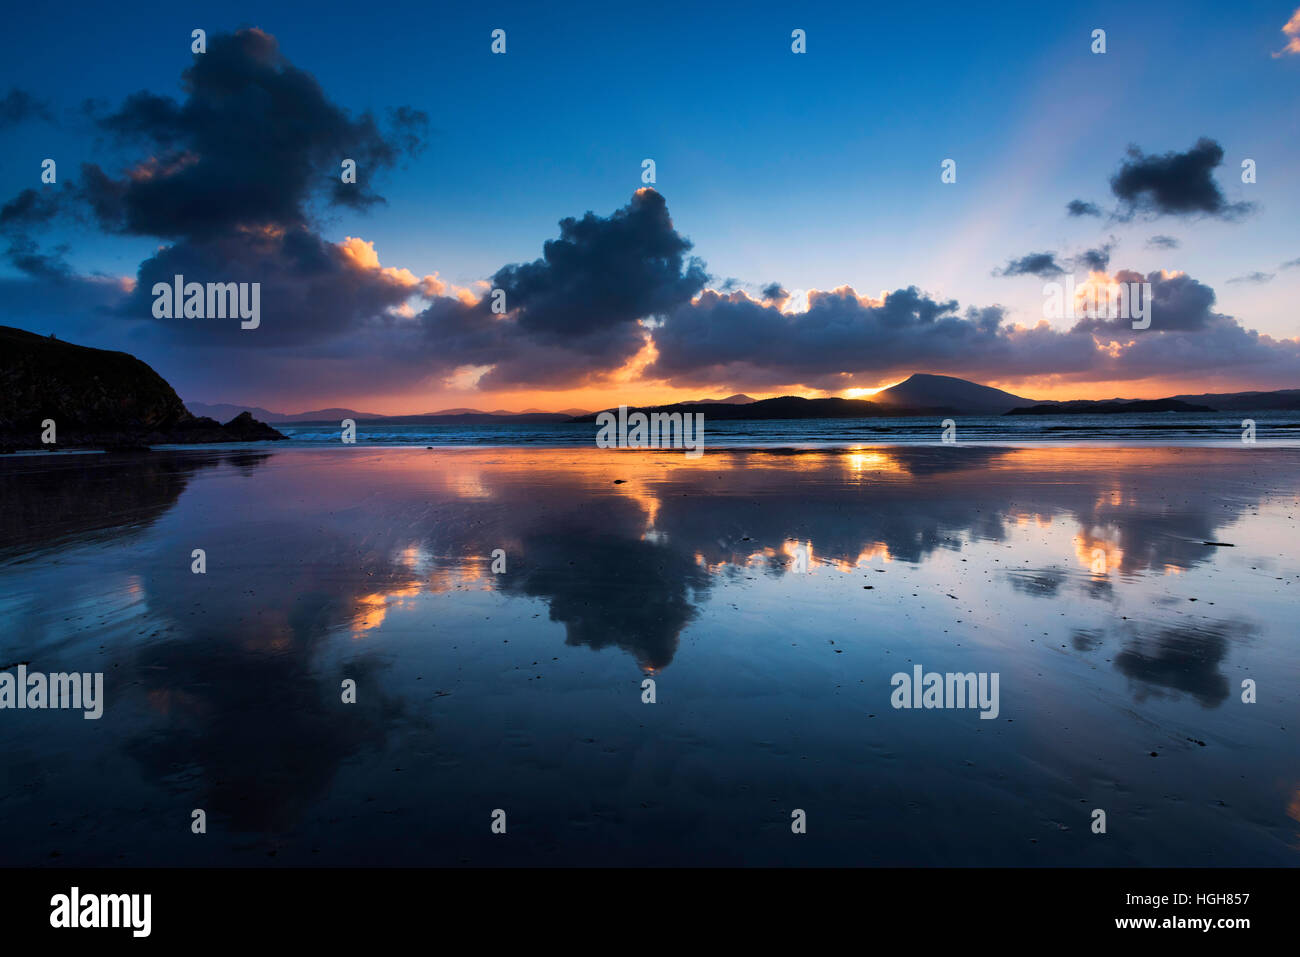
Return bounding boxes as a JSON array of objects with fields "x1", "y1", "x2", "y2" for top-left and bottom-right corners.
[{"x1": 0, "y1": 325, "x2": 287, "y2": 450}]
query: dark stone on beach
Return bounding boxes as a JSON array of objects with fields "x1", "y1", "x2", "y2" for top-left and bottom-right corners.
[{"x1": 0, "y1": 325, "x2": 286, "y2": 450}]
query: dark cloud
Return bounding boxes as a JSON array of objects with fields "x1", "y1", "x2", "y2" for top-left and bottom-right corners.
[
  {"x1": 1146, "y1": 234, "x2": 1179, "y2": 250},
  {"x1": 0, "y1": 88, "x2": 53, "y2": 127},
  {"x1": 646, "y1": 285, "x2": 1102, "y2": 391},
  {"x1": 1071, "y1": 242, "x2": 1114, "y2": 272},
  {"x1": 0, "y1": 189, "x2": 60, "y2": 228},
  {"x1": 1224, "y1": 271, "x2": 1273, "y2": 285},
  {"x1": 5, "y1": 236, "x2": 72, "y2": 280},
  {"x1": 995, "y1": 252, "x2": 1065, "y2": 278},
  {"x1": 2, "y1": 33, "x2": 1295, "y2": 402},
  {"x1": 995, "y1": 243, "x2": 1113, "y2": 278},
  {"x1": 402, "y1": 188, "x2": 708, "y2": 390},
  {"x1": 79, "y1": 28, "x2": 426, "y2": 238},
  {"x1": 1072, "y1": 269, "x2": 1222, "y2": 334},
  {"x1": 1066, "y1": 199, "x2": 1101, "y2": 217},
  {"x1": 0, "y1": 189, "x2": 75, "y2": 278},
  {"x1": 489, "y1": 188, "x2": 705, "y2": 340},
  {"x1": 1110, "y1": 138, "x2": 1253, "y2": 220}
]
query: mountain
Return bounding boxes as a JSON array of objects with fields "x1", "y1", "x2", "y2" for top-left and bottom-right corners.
[
  {"x1": 574, "y1": 395, "x2": 908, "y2": 421},
  {"x1": 367, "y1": 412, "x2": 576, "y2": 424},
  {"x1": 185, "y1": 402, "x2": 382, "y2": 423},
  {"x1": 873, "y1": 374, "x2": 1034, "y2": 414},
  {"x1": 189, "y1": 402, "x2": 598, "y2": 421},
  {"x1": 1, "y1": 326, "x2": 285, "y2": 450},
  {"x1": 186, "y1": 401, "x2": 284, "y2": 422},
  {"x1": 1006, "y1": 399, "x2": 1215, "y2": 415},
  {"x1": 1169, "y1": 389, "x2": 1300, "y2": 411},
  {"x1": 679, "y1": 394, "x2": 757, "y2": 405}
]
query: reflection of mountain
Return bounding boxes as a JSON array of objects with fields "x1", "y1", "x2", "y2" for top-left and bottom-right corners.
[{"x1": 0, "y1": 449, "x2": 270, "y2": 553}]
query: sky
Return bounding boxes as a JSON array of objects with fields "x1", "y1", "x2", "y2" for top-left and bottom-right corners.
[{"x1": 0, "y1": 0, "x2": 1297, "y2": 413}]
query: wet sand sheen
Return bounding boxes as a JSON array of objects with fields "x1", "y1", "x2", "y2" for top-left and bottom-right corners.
[{"x1": 0, "y1": 445, "x2": 1296, "y2": 865}]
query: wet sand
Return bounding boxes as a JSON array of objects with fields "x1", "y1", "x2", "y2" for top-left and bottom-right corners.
[{"x1": 0, "y1": 445, "x2": 1296, "y2": 865}]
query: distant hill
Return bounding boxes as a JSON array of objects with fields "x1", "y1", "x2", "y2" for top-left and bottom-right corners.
[
  {"x1": 185, "y1": 373, "x2": 1300, "y2": 428},
  {"x1": 1, "y1": 326, "x2": 285, "y2": 450},
  {"x1": 353, "y1": 412, "x2": 576, "y2": 424},
  {"x1": 1169, "y1": 389, "x2": 1300, "y2": 411},
  {"x1": 188, "y1": 402, "x2": 595, "y2": 422},
  {"x1": 186, "y1": 402, "x2": 383, "y2": 423},
  {"x1": 1006, "y1": 399, "x2": 1215, "y2": 415},
  {"x1": 679, "y1": 394, "x2": 756, "y2": 405},
  {"x1": 573, "y1": 395, "x2": 949, "y2": 422},
  {"x1": 873, "y1": 374, "x2": 1034, "y2": 414}
]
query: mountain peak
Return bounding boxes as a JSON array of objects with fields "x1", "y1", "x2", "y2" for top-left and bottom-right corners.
[{"x1": 874, "y1": 373, "x2": 1034, "y2": 414}]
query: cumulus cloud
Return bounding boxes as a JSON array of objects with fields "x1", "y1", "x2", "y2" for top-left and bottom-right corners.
[
  {"x1": 1273, "y1": 7, "x2": 1300, "y2": 57},
  {"x1": 402, "y1": 187, "x2": 708, "y2": 390},
  {"x1": 1110, "y1": 138, "x2": 1253, "y2": 220},
  {"x1": 642, "y1": 264, "x2": 1300, "y2": 393},
  {"x1": 80, "y1": 29, "x2": 426, "y2": 237}
]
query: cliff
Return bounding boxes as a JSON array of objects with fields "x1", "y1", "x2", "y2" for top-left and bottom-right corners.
[{"x1": 0, "y1": 326, "x2": 286, "y2": 450}]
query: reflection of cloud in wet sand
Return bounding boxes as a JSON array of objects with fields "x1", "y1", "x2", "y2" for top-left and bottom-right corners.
[
  {"x1": 3, "y1": 443, "x2": 1295, "y2": 842},
  {"x1": 1072, "y1": 619, "x2": 1255, "y2": 707}
]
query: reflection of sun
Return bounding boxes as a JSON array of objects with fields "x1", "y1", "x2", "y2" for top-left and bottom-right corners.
[
  {"x1": 846, "y1": 449, "x2": 895, "y2": 474},
  {"x1": 1073, "y1": 532, "x2": 1122, "y2": 576},
  {"x1": 352, "y1": 582, "x2": 421, "y2": 635}
]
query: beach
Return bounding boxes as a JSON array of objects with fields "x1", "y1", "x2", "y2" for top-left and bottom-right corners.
[{"x1": 1, "y1": 444, "x2": 1296, "y2": 865}]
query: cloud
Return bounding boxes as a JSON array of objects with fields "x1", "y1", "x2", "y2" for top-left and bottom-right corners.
[
  {"x1": 1066, "y1": 199, "x2": 1101, "y2": 217},
  {"x1": 644, "y1": 265, "x2": 1300, "y2": 393},
  {"x1": 1224, "y1": 271, "x2": 1274, "y2": 285},
  {"x1": 1072, "y1": 241, "x2": 1114, "y2": 272},
  {"x1": 0, "y1": 88, "x2": 53, "y2": 128},
  {"x1": 1072, "y1": 269, "x2": 1223, "y2": 334},
  {"x1": 1280, "y1": 257, "x2": 1300, "y2": 270},
  {"x1": 79, "y1": 28, "x2": 427, "y2": 238},
  {"x1": 0, "y1": 188, "x2": 75, "y2": 278},
  {"x1": 1273, "y1": 7, "x2": 1300, "y2": 57},
  {"x1": 403, "y1": 187, "x2": 708, "y2": 390},
  {"x1": 995, "y1": 252, "x2": 1065, "y2": 278},
  {"x1": 1146, "y1": 235, "x2": 1180, "y2": 250},
  {"x1": 995, "y1": 242, "x2": 1113, "y2": 278},
  {"x1": 3, "y1": 29, "x2": 1296, "y2": 402},
  {"x1": 645, "y1": 284, "x2": 1104, "y2": 391},
  {"x1": 1109, "y1": 138, "x2": 1253, "y2": 220}
]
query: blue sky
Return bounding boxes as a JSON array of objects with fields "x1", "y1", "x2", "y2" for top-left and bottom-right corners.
[{"x1": 1, "y1": 1, "x2": 1297, "y2": 410}]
